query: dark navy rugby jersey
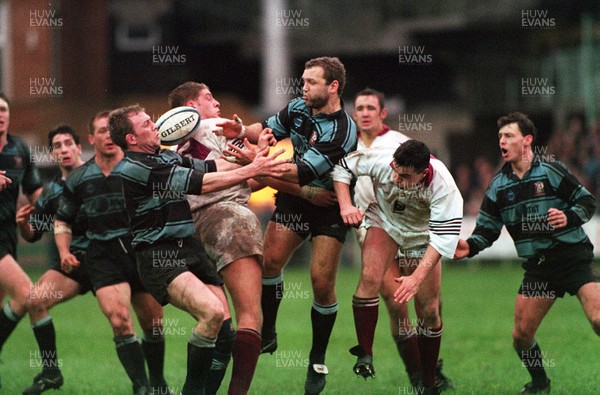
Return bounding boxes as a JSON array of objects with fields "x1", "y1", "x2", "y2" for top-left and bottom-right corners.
[
  {"x1": 120, "y1": 149, "x2": 216, "y2": 248},
  {"x1": 56, "y1": 157, "x2": 130, "y2": 241},
  {"x1": 263, "y1": 97, "x2": 357, "y2": 189},
  {"x1": 467, "y1": 159, "x2": 596, "y2": 258},
  {"x1": 0, "y1": 134, "x2": 42, "y2": 223},
  {"x1": 30, "y1": 173, "x2": 88, "y2": 254}
]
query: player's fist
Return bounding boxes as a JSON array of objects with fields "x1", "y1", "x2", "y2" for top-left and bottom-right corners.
[
  {"x1": 453, "y1": 239, "x2": 470, "y2": 259},
  {"x1": 340, "y1": 204, "x2": 364, "y2": 226},
  {"x1": 547, "y1": 208, "x2": 567, "y2": 229}
]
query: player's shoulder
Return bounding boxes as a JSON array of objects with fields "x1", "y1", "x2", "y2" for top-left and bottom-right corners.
[
  {"x1": 378, "y1": 129, "x2": 410, "y2": 145},
  {"x1": 4, "y1": 134, "x2": 30, "y2": 155},
  {"x1": 288, "y1": 97, "x2": 308, "y2": 113}
]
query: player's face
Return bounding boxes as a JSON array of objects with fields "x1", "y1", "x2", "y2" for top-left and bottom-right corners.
[
  {"x1": 302, "y1": 66, "x2": 333, "y2": 110},
  {"x1": 189, "y1": 89, "x2": 221, "y2": 119},
  {"x1": 89, "y1": 116, "x2": 119, "y2": 157},
  {"x1": 0, "y1": 98, "x2": 9, "y2": 135},
  {"x1": 129, "y1": 111, "x2": 160, "y2": 152},
  {"x1": 391, "y1": 162, "x2": 428, "y2": 189},
  {"x1": 353, "y1": 95, "x2": 386, "y2": 134},
  {"x1": 51, "y1": 133, "x2": 82, "y2": 171},
  {"x1": 498, "y1": 122, "x2": 532, "y2": 163}
]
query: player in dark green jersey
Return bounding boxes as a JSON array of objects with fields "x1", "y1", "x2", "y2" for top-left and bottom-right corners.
[
  {"x1": 16, "y1": 124, "x2": 91, "y2": 394},
  {"x1": 455, "y1": 112, "x2": 600, "y2": 394},
  {"x1": 0, "y1": 93, "x2": 43, "y2": 389},
  {"x1": 54, "y1": 111, "x2": 168, "y2": 395}
]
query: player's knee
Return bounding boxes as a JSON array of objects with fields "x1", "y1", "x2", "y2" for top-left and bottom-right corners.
[
  {"x1": 512, "y1": 326, "x2": 533, "y2": 348},
  {"x1": 205, "y1": 302, "x2": 225, "y2": 331},
  {"x1": 359, "y1": 272, "x2": 384, "y2": 296},
  {"x1": 107, "y1": 307, "x2": 132, "y2": 333}
]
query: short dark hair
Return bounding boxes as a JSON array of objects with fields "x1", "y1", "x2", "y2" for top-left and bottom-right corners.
[
  {"x1": 0, "y1": 93, "x2": 9, "y2": 106},
  {"x1": 497, "y1": 112, "x2": 537, "y2": 141},
  {"x1": 305, "y1": 57, "x2": 346, "y2": 96},
  {"x1": 108, "y1": 104, "x2": 143, "y2": 151},
  {"x1": 393, "y1": 139, "x2": 430, "y2": 173},
  {"x1": 168, "y1": 81, "x2": 209, "y2": 108},
  {"x1": 88, "y1": 110, "x2": 110, "y2": 135},
  {"x1": 354, "y1": 87, "x2": 385, "y2": 110},
  {"x1": 48, "y1": 123, "x2": 80, "y2": 148}
]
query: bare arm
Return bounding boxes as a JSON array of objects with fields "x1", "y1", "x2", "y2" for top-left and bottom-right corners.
[
  {"x1": 54, "y1": 219, "x2": 80, "y2": 272},
  {"x1": 216, "y1": 116, "x2": 264, "y2": 144},
  {"x1": 16, "y1": 204, "x2": 36, "y2": 242},
  {"x1": 256, "y1": 176, "x2": 337, "y2": 207},
  {"x1": 333, "y1": 180, "x2": 363, "y2": 225},
  {"x1": 393, "y1": 245, "x2": 442, "y2": 303},
  {"x1": 26, "y1": 186, "x2": 43, "y2": 206}
]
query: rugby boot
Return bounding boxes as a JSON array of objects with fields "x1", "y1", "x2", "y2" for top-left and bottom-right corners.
[
  {"x1": 260, "y1": 332, "x2": 278, "y2": 355},
  {"x1": 518, "y1": 379, "x2": 551, "y2": 394},
  {"x1": 22, "y1": 369, "x2": 63, "y2": 395},
  {"x1": 349, "y1": 345, "x2": 375, "y2": 379},
  {"x1": 304, "y1": 363, "x2": 328, "y2": 395},
  {"x1": 435, "y1": 359, "x2": 455, "y2": 391}
]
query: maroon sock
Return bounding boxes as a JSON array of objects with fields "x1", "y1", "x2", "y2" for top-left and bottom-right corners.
[
  {"x1": 417, "y1": 324, "x2": 443, "y2": 388},
  {"x1": 393, "y1": 331, "x2": 422, "y2": 377},
  {"x1": 352, "y1": 296, "x2": 379, "y2": 356},
  {"x1": 228, "y1": 328, "x2": 261, "y2": 395}
]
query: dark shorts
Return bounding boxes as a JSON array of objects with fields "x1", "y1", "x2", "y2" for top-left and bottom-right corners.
[
  {"x1": 519, "y1": 241, "x2": 596, "y2": 298},
  {"x1": 0, "y1": 225, "x2": 17, "y2": 260},
  {"x1": 135, "y1": 237, "x2": 223, "y2": 306},
  {"x1": 87, "y1": 237, "x2": 147, "y2": 294},
  {"x1": 49, "y1": 251, "x2": 94, "y2": 295},
  {"x1": 271, "y1": 192, "x2": 348, "y2": 243}
]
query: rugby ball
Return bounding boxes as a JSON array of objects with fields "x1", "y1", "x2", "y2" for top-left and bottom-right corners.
[{"x1": 157, "y1": 106, "x2": 201, "y2": 146}]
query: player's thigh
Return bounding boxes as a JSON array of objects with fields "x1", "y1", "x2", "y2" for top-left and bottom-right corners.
[
  {"x1": 167, "y1": 272, "x2": 224, "y2": 322},
  {"x1": 131, "y1": 290, "x2": 164, "y2": 330},
  {"x1": 31, "y1": 269, "x2": 81, "y2": 309},
  {"x1": 263, "y1": 220, "x2": 304, "y2": 273},
  {"x1": 309, "y1": 235, "x2": 344, "y2": 289},
  {"x1": 576, "y1": 282, "x2": 600, "y2": 330},
  {"x1": 380, "y1": 259, "x2": 402, "y2": 303},
  {"x1": 96, "y1": 282, "x2": 132, "y2": 319},
  {"x1": 220, "y1": 257, "x2": 262, "y2": 315},
  {"x1": 413, "y1": 258, "x2": 442, "y2": 318},
  {"x1": 513, "y1": 293, "x2": 555, "y2": 338},
  {"x1": 0, "y1": 254, "x2": 32, "y2": 302},
  {"x1": 361, "y1": 227, "x2": 398, "y2": 282}
]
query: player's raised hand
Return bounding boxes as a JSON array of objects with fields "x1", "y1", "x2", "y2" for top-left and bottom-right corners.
[
  {"x1": 340, "y1": 204, "x2": 364, "y2": 226},
  {"x1": 216, "y1": 114, "x2": 244, "y2": 138},
  {"x1": 224, "y1": 138, "x2": 256, "y2": 165},
  {"x1": 453, "y1": 239, "x2": 470, "y2": 259},
  {"x1": 249, "y1": 148, "x2": 291, "y2": 178},
  {"x1": 393, "y1": 275, "x2": 419, "y2": 304},
  {"x1": 547, "y1": 207, "x2": 567, "y2": 229},
  {"x1": 258, "y1": 128, "x2": 277, "y2": 149},
  {"x1": 0, "y1": 170, "x2": 12, "y2": 191}
]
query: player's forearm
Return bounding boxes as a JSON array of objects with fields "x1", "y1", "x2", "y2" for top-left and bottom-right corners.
[
  {"x1": 18, "y1": 222, "x2": 37, "y2": 242},
  {"x1": 255, "y1": 176, "x2": 301, "y2": 195},
  {"x1": 413, "y1": 246, "x2": 442, "y2": 284},
  {"x1": 54, "y1": 220, "x2": 73, "y2": 258},
  {"x1": 271, "y1": 163, "x2": 299, "y2": 183},
  {"x1": 201, "y1": 164, "x2": 265, "y2": 194},
  {"x1": 214, "y1": 158, "x2": 241, "y2": 171},
  {"x1": 333, "y1": 181, "x2": 353, "y2": 210},
  {"x1": 27, "y1": 187, "x2": 42, "y2": 206},
  {"x1": 243, "y1": 123, "x2": 264, "y2": 144}
]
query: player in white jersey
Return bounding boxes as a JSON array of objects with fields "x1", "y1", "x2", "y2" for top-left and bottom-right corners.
[
  {"x1": 351, "y1": 88, "x2": 453, "y2": 391},
  {"x1": 168, "y1": 82, "x2": 264, "y2": 395},
  {"x1": 334, "y1": 139, "x2": 463, "y2": 395}
]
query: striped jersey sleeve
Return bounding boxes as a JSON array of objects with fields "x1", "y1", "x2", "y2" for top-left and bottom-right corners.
[{"x1": 428, "y1": 168, "x2": 463, "y2": 259}]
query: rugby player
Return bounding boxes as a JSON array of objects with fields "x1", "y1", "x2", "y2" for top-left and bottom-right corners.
[
  {"x1": 54, "y1": 111, "x2": 167, "y2": 395},
  {"x1": 0, "y1": 93, "x2": 43, "y2": 389},
  {"x1": 218, "y1": 56, "x2": 358, "y2": 394},
  {"x1": 350, "y1": 88, "x2": 453, "y2": 391},
  {"x1": 334, "y1": 139, "x2": 463, "y2": 395},
  {"x1": 109, "y1": 104, "x2": 289, "y2": 394},
  {"x1": 454, "y1": 112, "x2": 600, "y2": 393},
  {"x1": 16, "y1": 124, "x2": 91, "y2": 394}
]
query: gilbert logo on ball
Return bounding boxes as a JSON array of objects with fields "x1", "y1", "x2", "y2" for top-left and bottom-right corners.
[{"x1": 157, "y1": 106, "x2": 201, "y2": 146}]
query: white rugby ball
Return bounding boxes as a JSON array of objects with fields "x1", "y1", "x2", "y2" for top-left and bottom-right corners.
[{"x1": 157, "y1": 106, "x2": 201, "y2": 146}]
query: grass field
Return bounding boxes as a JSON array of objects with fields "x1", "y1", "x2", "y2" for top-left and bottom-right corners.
[{"x1": 2, "y1": 261, "x2": 599, "y2": 394}]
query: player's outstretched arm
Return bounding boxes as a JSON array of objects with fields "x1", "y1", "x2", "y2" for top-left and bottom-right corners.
[
  {"x1": 16, "y1": 204, "x2": 36, "y2": 242},
  {"x1": 254, "y1": 176, "x2": 337, "y2": 207},
  {"x1": 54, "y1": 219, "x2": 80, "y2": 273},
  {"x1": 333, "y1": 180, "x2": 363, "y2": 226},
  {"x1": 216, "y1": 115, "x2": 263, "y2": 144},
  {"x1": 394, "y1": 245, "x2": 441, "y2": 304}
]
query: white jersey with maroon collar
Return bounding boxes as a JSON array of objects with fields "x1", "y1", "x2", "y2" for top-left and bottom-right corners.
[
  {"x1": 177, "y1": 120, "x2": 251, "y2": 211},
  {"x1": 354, "y1": 127, "x2": 410, "y2": 212},
  {"x1": 334, "y1": 147, "x2": 463, "y2": 259}
]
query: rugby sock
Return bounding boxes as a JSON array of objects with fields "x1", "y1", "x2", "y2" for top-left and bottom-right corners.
[
  {"x1": 352, "y1": 295, "x2": 379, "y2": 356},
  {"x1": 142, "y1": 332, "x2": 166, "y2": 386},
  {"x1": 516, "y1": 340, "x2": 549, "y2": 385},
  {"x1": 417, "y1": 324, "x2": 443, "y2": 389},
  {"x1": 0, "y1": 302, "x2": 22, "y2": 353},
  {"x1": 32, "y1": 316, "x2": 59, "y2": 371},
  {"x1": 309, "y1": 301, "x2": 338, "y2": 364},
  {"x1": 261, "y1": 274, "x2": 284, "y2": 339},
  {"x1": 182, "y1": 331, "x2": 216, "y2": 395},
  {"x1": 206, "y1": 318, "x2": 235, "y2": 395},
  {"x1": 393, "y1": 331, "x2": 422, "y2": 381},
  {"x1": 114, "y1": 334, "x2": 149, "y2": 390},
  {"x1": 229, "y1": 328, "x2": 261, "y2": 395}
]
